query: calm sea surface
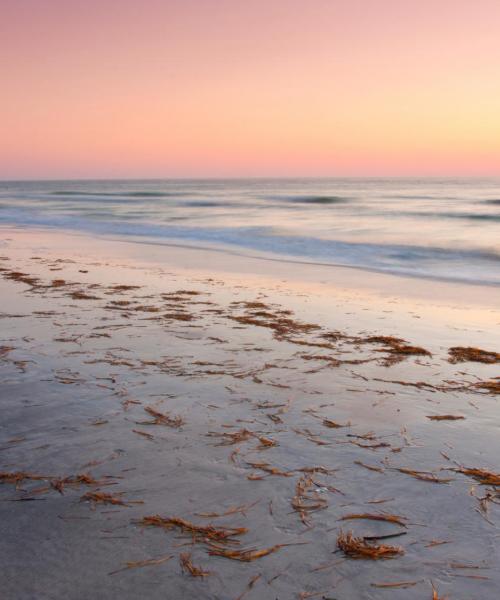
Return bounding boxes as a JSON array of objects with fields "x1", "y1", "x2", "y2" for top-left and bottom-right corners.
[{"x1": 1, "y1": 178, "x2": 499, "y2": 285}]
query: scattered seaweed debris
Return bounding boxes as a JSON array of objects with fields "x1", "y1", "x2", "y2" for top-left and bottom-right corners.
[
  {"x1": 471, "y1": 488, "x2": 498, "y2": 524},
  {"x1": 339, "y1": 513, "x2": 407, "y2": 527},
  {"x1": 69, "y1": 291, "x2": 100, "y2": 300},
  {"x1": 300, "y1": 354, "x2": 341, "y2": 367},
  {"x1": 267, "y1": 413, "x2": 283, "y2": 424},
  {"x1": 107, "y1": 300, "x2": 133, "y2": 307},
  {"x1": 364, "y1": 336, "x2": 431, "y2": 366},
  {"x1": 395, "y1": 468, "x2": 452, "y2": 484},
  {"x1": 322, "y1": 419, "x2": 350, "y2": 429},
  {"x1": 208, "y1": 542, "x2": 302, "y2": 562},
  {"x1": 255, "y1": 435, "x2": 278, "y2": 449},
  {"x1": 364, "y1": 335, "x2": 406, "y2": 345},
  {"x1": 229, "y1": 448, "x2": 241, "y2": 464},
  {"x1": 109, "y1": 554, "x2": 173, "y2": 575},
  {"x1": 46, "y1": 473, "x2": 113, "y2": 494},
  {"x1": 0, "y1": 345, "x2": 15, "y2": 357},
  {"x1": 138, "y1": 406, "x2": 184, "y2": 428},
  {"x1": 108, "y1": 284, "x2": 141, "y2": 292},
  {"x1": 80, "y1": 491, "x2": 139, "y2": 509},
  {"x1": 2, "y1": 270, "x2": 40, "y2": 287},
  {"x1": 231, "y1": 301, "x2": 270, "y2": 310},
  {"x1": 228, "y1": 304, "x2": 320, "y2": 342},
  {"x1": 354, "y1": 461, "x2": 384, "y2": 473},
  {"x1": 245, "y1": 461, "x2": 293, "y2": 478},
  {"x1": 346, "y1": 439, "x2": 392, "y2": 451},
  {"x1": 235, "y1": 574, "x2": 262, "y2": 600},
  {"x1": 49, "y1": 279, "x2": 68, "y2": 288},
  {"x1": 132, "y1": 429, "x2": 154, "y2": 440},
  {"x1": 171, "y1": 290, "x2": 202, "y2": 296},
  {"x1": 432, "y1": 582, "x2": 449, "y2": 600},
  {"x1": 293, "y1": 428, "x2": 331, "y2": 447},
  {"x1": 448, "y1": 346, "x2": 500, "y2": 364},
  {"x1": 207, "y1": 428, "x2": 255, "y2": 446},
  {"x1": 122, "y1": 398, "x2": 141, "y2": 411},
  {"x1": 297, "y1": 466, "x2": 335, "y2": 476},
  {"x1": 163, "y1": 312, "x2": 195, "y2": 321},
  {"x1": 133, "y1": 305, "x2": 161, "y2": 313},
  {"x1": 0, "y1": 471, "x2": 47, "y2": 489},
  {"x1": 473, "y1": 380, "x2": 500, "y2": 395},
  {"x1": 427, "y1": 415, "x2": 465, "y2": 421},
  {"x1": 291, "y1": 474, "x2": 328, "y2": 526},
  {"x1": 179, "y1": 553, "x2": 211, "y2": 577},
  {"x1": 3, "y1": 250, "x2": 499, "y2": 596},
  {"x1": 337, "y1": 530, "x2": 404, "y2": 559},
  {"x1": 452, "y1": 467, "x2": 500, "y2": 486},
  {"x1": 139, "y1": 516, "x2": 247, "y2": 544}
]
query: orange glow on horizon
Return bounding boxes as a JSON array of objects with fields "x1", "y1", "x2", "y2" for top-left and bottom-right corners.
[{"x1": 2, "y1": 0, "x2": 500, "y2": 179}]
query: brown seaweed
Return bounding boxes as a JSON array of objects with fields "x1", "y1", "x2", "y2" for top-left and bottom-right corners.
[
  {"x1": 452, "y1": 467, "x2": 500, "y2": 486},
  {"x1": 80, "y1": 491, "x2": 131, "y2": 508},
  {"x1": 427, "y1": 415, "x2": 465, "y2": 421},
  {"x1": 179, "y1": 553, "x2": 211, "y2": 577},
  {"x1": 109, "y1": 555, "x2": 173, "y2": 575},
  {"x1": 138, "y1": 406, "x2": 185, "y2": 428},
  {"x1": 339, "y1": 513, "x2": 407, "y2": 526},
  {"x1": 139, "y1": 516, "x2": 247, "y2": 544},
  {"x1": 0, "y1": 471, "x2": 48, "y2": 489},
  {"x1": 291, "y1": 474, "x2": 328, "y2": 525},
  {"x1": 70, "y1": 291, "x2": 100, "y2": 300},
  {"x1": 208, "y1": 542, "x2": 303, "y2": 562},
  {"x1": 337, "y1": 530, "x2": 404, "y2": 559},
  {"x1": 207, "y1": 428, "x2": 255, "y2": 446},
  {"x1": 395, "y1": 468, "x2": 452, "y2": 484},
  {"x1": 448, "y1": 346, "x2": 499, "y2": 364}
]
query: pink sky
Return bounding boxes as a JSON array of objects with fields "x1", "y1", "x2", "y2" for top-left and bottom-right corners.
[{"x1": 2, "y1": 0, "x2": 500, "y2": 179}]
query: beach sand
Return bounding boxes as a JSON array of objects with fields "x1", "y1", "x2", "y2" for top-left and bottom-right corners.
[{"x1": 1, "y1": 227, "x2": 499, "y2": 599}]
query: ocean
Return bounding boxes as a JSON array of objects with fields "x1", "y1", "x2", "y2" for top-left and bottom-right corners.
[{"x1": 0, "y1": 178, "x2": 499, "y2": 285}]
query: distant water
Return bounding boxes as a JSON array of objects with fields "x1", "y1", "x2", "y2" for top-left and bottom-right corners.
[{"x1": 0, "y1": 178, "x2": 499, "y2": 285}]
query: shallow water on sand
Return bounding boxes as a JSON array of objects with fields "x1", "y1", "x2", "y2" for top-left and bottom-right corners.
[{"x1": 1, "y1": 232, "x2": 499, "y2": 599}]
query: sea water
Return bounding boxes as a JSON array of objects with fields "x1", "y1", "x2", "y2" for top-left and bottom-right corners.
[{"x1": 0, "y1": 178, "x2": 499, "y2": 285}]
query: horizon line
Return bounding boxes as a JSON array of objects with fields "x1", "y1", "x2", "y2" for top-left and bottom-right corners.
[{"x1": 2, "y1": 174, "x2": 500, "y2": 183}]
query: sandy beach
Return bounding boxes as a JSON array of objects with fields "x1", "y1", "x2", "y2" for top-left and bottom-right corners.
[{"x1": 1, "y1": 226, "x2": 499, "y2": 600}]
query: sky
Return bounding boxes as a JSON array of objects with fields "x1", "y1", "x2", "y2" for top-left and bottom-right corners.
[{"x1": 1, "y1": 0, "x2": 500, "y2": 179}]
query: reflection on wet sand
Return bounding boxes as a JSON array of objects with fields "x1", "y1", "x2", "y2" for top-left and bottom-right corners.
[{"x1": 0, "y1": 229, "x2": 499, "y2": 599}]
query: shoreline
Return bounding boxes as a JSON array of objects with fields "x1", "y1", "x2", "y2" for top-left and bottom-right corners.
[
  {"x1": 2, "y1": 226, "x2": 499, "y2": 354},
  {"x1": 1, "y1": 218, "x2": 499, "y2": 290},
  {"x1": 2, "y1": 224, "x2": 499, "y2": 304},
  {"x1": 1, "y1": 226, "x2": 499, "y2": 599}
]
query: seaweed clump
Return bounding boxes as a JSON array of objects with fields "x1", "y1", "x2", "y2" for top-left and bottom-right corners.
[
  {"x1": 473, "y1": 380, "x2": 500, "y2": 395},
  {"x1": 229, "y1": 302, "x2": 320, "y2": 341},
  {"x1": 448, "y1": 346, "x2": 499, "y2": 364},
  {"x1": 2, "y1": 270, "x2": 40, "y2": 287},
  {"x1": 337, "y1": 530, "x2": 404, "y2": 559},
  {"x1": 0, "y1": 471, "x2": 46, "y2": 489},
  {"x1": 364, "y1": 336, "x2": 431, "y2": 366},
  {"x1": 291, "y1": 474, "x2": 328, "y2": 526},
  {"x1": 452, "y1": 467, "x2": 500, "y2": 486}
]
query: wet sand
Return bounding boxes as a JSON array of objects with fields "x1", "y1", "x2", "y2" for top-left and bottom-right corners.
[{"x1": 1, "y1": 227, "x2": 499, "y2": 600}]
